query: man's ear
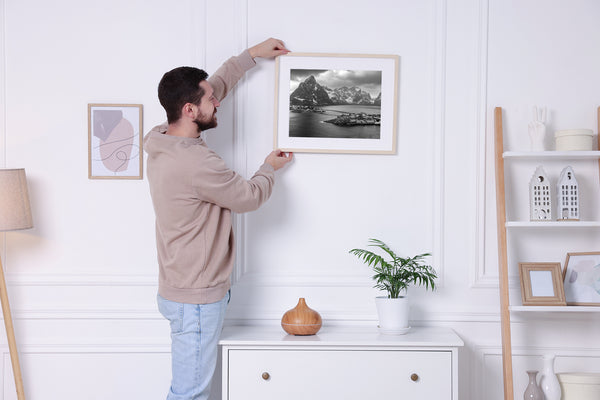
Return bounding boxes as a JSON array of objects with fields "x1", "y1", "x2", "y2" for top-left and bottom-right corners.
[{"x1": 181, "y1": 103, "x2": 196, "y2": 119}]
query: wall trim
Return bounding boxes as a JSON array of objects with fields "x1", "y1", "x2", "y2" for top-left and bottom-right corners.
[
  {"x1": 3, "y1": 304, "x2": 501, "y2": 322},
  {"x1": 8, "y1": 310, "x2": 500, "y2": 322},
  {"x1": 232, "y1": 0, "x2": 249, "y2": 285},
  {"x1": 433, "y1": 0, "x2": 448, "y2": 287},
  {"x1": 6, "y1": 273, "x2": 157, "y2": 286},
  {"x1": 2, "y1": 344, "x2": 170, "y2": 354},
  {"x1": 473, "y1": 0, "x2": 497, "y2": 288},
  {"x1": 0, "y1": 0, "x2": 5, "y2": 169},
  {"x1": 477, "y1": 344, "x2": 600, "y2": 360},
  {"x1": 225, "y1": 310, "x2": 502, "y2": 324},
  {"x1": 190, "y1": 0, "x2": 207, "y2": 67},
  {"x1": 470, "y1": 0, "x2": 524, "y2": 289},
  {"x1": 233, "y1": 270, "x2": 371, "y2": 287},
  {"x1": 10, "y1": 309, "x2": 161, "y2": 320}
]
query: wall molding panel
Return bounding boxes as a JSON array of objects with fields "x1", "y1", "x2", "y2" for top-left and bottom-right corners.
[
  {"x1": 0, "y1": 0, "x2": 6, "y2": 168},
  {"x1": 233, "y1": 0, "x2": 449, "y2": 298},
  {"x1": 232, "y1": 0, "x2": 249, "y2": 285},
  {"x1": 190, "y1": 0, "x2": 207, "y2": 67},
  {"x1": 6, "y1": 273, "x2": 157, "y2": 287},
  {"x1": 432, "y1": 0, "x2": 448, "y2": 288},
  {"x1": 473, "y1": 0, "x2": 494, "y2": 288}
]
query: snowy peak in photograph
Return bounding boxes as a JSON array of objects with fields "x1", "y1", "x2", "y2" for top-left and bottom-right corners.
[
  {"x1": 290, "y1": 75, "x2": 332, "y2": 106},
  {"x1": 290, "y1": 75, "x2": 380, "y2": 106}
]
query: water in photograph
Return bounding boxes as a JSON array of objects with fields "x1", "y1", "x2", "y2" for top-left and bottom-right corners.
[{"x1": 289, "y1": 105, "x2": 381, "y2": 139}]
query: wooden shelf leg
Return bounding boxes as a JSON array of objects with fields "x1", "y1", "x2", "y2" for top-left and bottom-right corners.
[{"x1": 494, "y1": 107, "x2": 514, "y2": 400}]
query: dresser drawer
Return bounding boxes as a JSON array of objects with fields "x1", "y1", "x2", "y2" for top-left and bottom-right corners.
[{"x1": 226, "y1": 349, "x2": 452, "y2": 400}]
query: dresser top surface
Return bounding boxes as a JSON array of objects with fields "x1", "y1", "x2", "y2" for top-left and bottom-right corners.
[{"x1": 219, "y1": 325, "x2": 464, "y2": 348}]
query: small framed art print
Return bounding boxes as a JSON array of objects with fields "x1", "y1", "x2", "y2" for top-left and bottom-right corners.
[
  {"x1": 563, "y1": 252, "x2": 600, "y2": 306},
  {"x1": 88, "y1": 103, "x2": 143, "y2": 179},
  {"x1": 519, "y1": 262, "x2": 566, "y2": 306},
  {"x1": 274, "y1": 53, "x2": 399, "y2": 154}
]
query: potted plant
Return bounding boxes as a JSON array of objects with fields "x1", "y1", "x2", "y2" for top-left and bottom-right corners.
[{"x1": 349, "y1": 238, "x2": 437, "y2": 334}]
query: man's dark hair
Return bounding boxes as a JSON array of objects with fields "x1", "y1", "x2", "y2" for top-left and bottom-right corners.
[{"x1": 158, "y1": 67, "x2": 209, "y2": 124}]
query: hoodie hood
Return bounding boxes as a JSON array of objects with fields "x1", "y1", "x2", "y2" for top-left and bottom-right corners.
[{"x1": 143, "y1": 123, "x2": 205, "y2": 157}]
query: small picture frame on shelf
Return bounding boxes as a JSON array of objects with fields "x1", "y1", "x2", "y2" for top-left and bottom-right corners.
[
  {"x1": 563, "y1": 252, "x2": 600, "y2": 306},
  {"x1": 519, "y1": 262, "x2": 566, "y2": 306}
]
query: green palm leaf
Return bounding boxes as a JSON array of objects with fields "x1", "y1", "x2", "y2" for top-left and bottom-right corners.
[{"x1": 349, "y1": 238, "x2": 437, "y2": 298}]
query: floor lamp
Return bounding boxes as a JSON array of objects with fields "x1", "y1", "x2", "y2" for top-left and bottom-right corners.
[{"x1": 0, "y1": 169, "x2": 33, "y2": 400}]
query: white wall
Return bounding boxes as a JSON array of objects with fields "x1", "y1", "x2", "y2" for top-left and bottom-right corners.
[{"x1": 0, "y1": 0, "x2": 599, "y2": 399}]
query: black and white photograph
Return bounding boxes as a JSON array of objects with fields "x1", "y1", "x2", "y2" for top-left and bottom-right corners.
[
  {"x1": 274, "y1": 53, "x2": 399, "y2": 154},
  {"x1": 289, "y1": 69, "x2": 382, "y2": 139}
]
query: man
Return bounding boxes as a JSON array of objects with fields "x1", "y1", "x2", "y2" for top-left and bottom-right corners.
[{"x1": 144, "y1": 38, "x2": 293, "y2": 400}]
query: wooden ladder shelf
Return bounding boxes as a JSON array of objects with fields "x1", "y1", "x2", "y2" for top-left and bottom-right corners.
[{"x1": 494, "y1": 106, "x2": 600, "y2": 400}]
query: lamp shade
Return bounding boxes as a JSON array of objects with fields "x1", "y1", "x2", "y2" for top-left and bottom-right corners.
[{"x1": 0, "y1": 169, "x2": 33, "y2": 231}]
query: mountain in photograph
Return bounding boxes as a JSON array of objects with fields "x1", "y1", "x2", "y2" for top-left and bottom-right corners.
[
  {"x1": 326, "y1": 86, "x2": 373, "y2": 105},
  {"x1": 289, "y1": 76, "x2": 333, "y2": 106},
  {"x1": 290, "y1": 75, "x2": 380, "y2": 106},
  {"x1": 373, "y1": 92, "x2": 381, "y2": 106}
]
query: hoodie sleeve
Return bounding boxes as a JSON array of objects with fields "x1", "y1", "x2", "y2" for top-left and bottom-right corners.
[
  {"x1": 207, "y1": 50, "x2": 256, "y2": 101},
  {"x1": 191, "y1": 149, "x2": 275, "y2": 213}
]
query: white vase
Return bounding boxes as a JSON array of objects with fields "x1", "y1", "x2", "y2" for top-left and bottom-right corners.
[
  {"x1": 375, "y1": 296, "x2": 410, "y2": 334},
  {"x1": 539, "y1": 355, "x2": 561, "y2": 400}
]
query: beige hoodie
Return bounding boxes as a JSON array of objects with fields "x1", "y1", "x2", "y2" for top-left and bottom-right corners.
[{"x1": 144, "y1": 50, "x2": 275, "y2": 304}]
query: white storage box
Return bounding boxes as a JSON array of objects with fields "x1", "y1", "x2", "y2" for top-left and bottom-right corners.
[
  {"x1": 555, "y1": 129, "x2": 594, "y2": 151},
  {"x1": 557, "y1": 372, "x2": 600, "y2": 400}
]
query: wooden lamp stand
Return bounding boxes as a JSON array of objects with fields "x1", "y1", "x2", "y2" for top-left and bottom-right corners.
[{"x1": 0, "y1": 168, "x2": 34, "y2": 400}]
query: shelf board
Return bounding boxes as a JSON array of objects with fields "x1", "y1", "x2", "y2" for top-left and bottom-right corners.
[
  {"x1": 506, "y1": 221, "x2": 600, "y2": 228},
  {"x1": 503, "y1": 151, "x2": 600, "y2": 159},
  {"x1": 510, "y1": 305, "x2": 600, "y2": 312}
]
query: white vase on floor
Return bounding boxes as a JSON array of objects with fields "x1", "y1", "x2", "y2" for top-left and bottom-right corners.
[{"x1": 539, "y1": 354, "x2": 561, "y2": 400}]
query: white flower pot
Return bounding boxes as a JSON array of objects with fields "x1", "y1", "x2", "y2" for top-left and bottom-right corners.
[{"x1": 375, "y1": 296, "x2": 410, "y2": 335}]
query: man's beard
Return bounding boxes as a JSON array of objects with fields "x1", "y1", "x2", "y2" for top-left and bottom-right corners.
[{"x1": 193, "y1": 110, "x2": 217, "y2": 132}]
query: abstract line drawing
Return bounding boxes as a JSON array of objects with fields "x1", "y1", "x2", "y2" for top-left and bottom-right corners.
[{"x1": 88, "y1": 104, "x2": 143, "y2": 179}]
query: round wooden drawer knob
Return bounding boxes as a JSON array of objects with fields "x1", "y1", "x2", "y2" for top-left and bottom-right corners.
[
  {"x1": 411, "y1": 373, "x2": 419, "y2": 382},
  {"x1": 262, "y1": 372, "x2": 270, "y2": 381}
]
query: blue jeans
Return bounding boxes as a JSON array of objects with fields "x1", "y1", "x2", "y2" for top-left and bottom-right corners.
[{"x1": 157, "y1": 292, "x2": 230, "y2": 400}]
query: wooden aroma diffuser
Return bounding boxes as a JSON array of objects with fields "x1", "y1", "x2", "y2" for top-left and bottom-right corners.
[{"x1": 281, "y1": 298, "x2": 322, "y2": 335}]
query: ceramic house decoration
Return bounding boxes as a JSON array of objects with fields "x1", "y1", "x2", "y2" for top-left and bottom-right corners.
[
  {"x1": 529, "y1": 166, "x2": 552, "y2": 221},
  {"x1": 557, "y1": 166, "x2": 579, "y2": 220}
]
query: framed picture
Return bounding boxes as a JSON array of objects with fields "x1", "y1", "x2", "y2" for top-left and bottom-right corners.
[
  {"x1": 518, "y1": 262, "x2": 566, "y2": 306},
  {"x1": 274, "y1": 53, "x2": 399, "y2": 154},
  {"x1": 563, "y1": 252, "x2": 600, "y2": 306},
  {"x1": 88, "y1": 103, "x2": 143, "y2": 179}
]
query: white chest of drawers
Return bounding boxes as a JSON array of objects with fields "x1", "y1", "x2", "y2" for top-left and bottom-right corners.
[{"x1": 219, "y1": 326, "x2": 463, "y2": 400}]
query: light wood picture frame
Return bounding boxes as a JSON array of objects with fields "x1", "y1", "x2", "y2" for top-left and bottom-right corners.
[
  {"x1": 563, "y1": 252, "x2": 600, "y2": 306},
  {"x1": 88, "y1": 103, "x2": 143, "y2": 179},
  {"x1": 274, "y1": 53, "x2": 399, "y2": 154},
  {"x1": 519, "y1": 262, "x2": 566, "y2": 306}
]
